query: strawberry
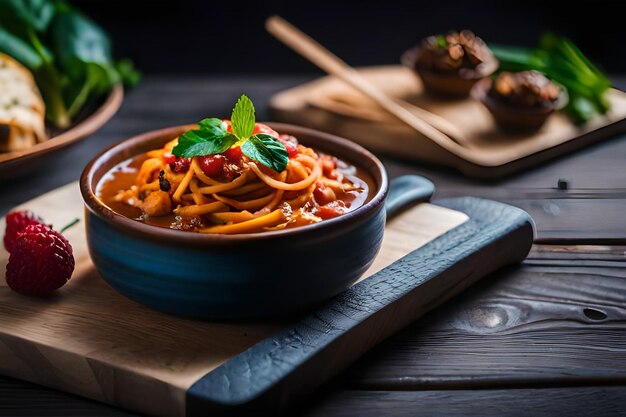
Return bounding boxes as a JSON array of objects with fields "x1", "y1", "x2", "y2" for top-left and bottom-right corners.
[
  {"x1": 3, "y1": 210, "x2": 44, "y2": 253},
  {"x1": 5, "y1": 224, "x2": 75, "y2": 295}
]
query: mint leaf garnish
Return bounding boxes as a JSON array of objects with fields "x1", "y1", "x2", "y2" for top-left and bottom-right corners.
[
  {"x1": 172, "y1": 129, "x2": 237, "y2": 158},
  {"x1": 231, "y1": 94, "x2": 255, "y2": 140},
  {"x1": 171, "y1": 95, "x2": 290, "y2": 172},
  {"x1": 197, "y1": 118, "x2": 228, "y2": 136},
  {"x1": 241, "y1": 134, "x2": 289, "y2": 172}
]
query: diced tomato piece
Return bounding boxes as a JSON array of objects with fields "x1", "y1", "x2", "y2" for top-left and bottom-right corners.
[
  {"x1": 170, "y1": 157, "x2": 191, "y2": 173},
  {"x1": 313, "y1": 182, "x2": 337, "y2": 206},
  {"x1": 163, "y1": 152, "x2": 176, "y2": 165},
  {"x1": 198, "y1": 155, "x2": 225, "y2": 177},
  {"x1": 277, "y1": 135, "x2": 299, "y2": 158},
  {"x1": 320, "y1": 156, "x2": 339, "y2": 179},
  {"x1": 252, "y1": 123, "x2": 279, "y2": 138},
  {"x1": 321, "y1": 157, "x2": 335, "y2": 174},
  {"x1": 283, "y1": 140, "x2": 299, "y2": 158},
  {"x1": 316, "y1": 201, "x2": 347, "y2": 220},
  {"x1": 223, "y1": 146, "x2": 242, "y2": 162}
]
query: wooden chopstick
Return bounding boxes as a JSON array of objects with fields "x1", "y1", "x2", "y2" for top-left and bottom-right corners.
[{"x1": 265, "y1": 15, "x2": 470, "y2": 148}]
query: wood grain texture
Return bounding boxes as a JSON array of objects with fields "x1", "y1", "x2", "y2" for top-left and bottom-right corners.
[
  {"x1": 186, "y1": 197, "x2": 533, "y2": 414},
  {"x1": 340, "y1": 246, "x2": 626, "y2": 389},
  {"x1": 270, "y1": 66, "x2": 626, "y2": 178},
  {"x1": 4, "y1": 375, "x2": 626, "y2": 417},
  {"x1": 0, "y1": 182, "x2": 470, "y2": 416},
  {"x1": 300, "y1": 387, "x2": 626, "y2": 417},
  {"x1": 383, "y1": 136, "x2": 626, "y2": 243}
]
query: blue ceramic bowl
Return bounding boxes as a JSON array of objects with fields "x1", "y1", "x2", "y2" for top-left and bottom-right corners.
[{"x1": 80, "y1": 123, "x2": 388, "y2": 319}]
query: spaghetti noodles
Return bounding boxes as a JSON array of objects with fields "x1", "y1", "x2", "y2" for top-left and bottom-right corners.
[{"x1": 99, "y1": 124, "x2": 371, "y2": 234}]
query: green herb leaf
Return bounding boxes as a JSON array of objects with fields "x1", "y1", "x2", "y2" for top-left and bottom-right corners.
[
  {"x1": 230, "y1": 94, "x2": 255, "y2": 140},
  {"x1": 197, "y1": 118, "x2": 228, "y2": 136},
  {"x1": 172, "y1": 130, "x2": 238, "y2": 158},
  {"x1": 241, "y1": 134, "x2": 289, "y2": 172}
]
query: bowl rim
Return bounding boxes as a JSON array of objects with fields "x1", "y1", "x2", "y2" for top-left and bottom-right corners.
[{"x1": 80, "y1": 122, "x2": 388, "y2": 244}]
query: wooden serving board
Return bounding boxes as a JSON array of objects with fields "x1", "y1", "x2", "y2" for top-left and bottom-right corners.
[
  {"x1": 0, "y1": 182, "x2": 533, "y2": 416},
  {"x1": 270, "y1": 66, "x2": 626, "y2": 178}
]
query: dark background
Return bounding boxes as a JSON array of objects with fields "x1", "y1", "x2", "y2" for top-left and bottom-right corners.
[{"x1": 72, "y1": 0, "x2": 626, "y2": 75}]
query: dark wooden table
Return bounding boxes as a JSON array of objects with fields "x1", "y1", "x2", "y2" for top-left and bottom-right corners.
[{"x1": 1, "y1": 76, "x2": 626, "y2": 416}]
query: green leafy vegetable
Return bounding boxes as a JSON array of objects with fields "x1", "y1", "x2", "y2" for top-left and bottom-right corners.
[
  {"x1": 52, "y1": 9, "x2": 117, "y2": 85},
  {"x1": 0, "y1": 0, "x2": 140, "y2": 128},
  {"x1": 491, "y1": 33, "x2": 611, "y2": 123},
  {"x1": 114, "y1": 58, "x2": 141, "y2": 88},
  {"x1": 0, "y1": 28, "x2": 43, "y2": 69},
  {"x1": 172, "y1": 95, "x2": 289, "y2": 172},
  {"x1": 0, "y1": 0, "x2": 55, "y2": 32},
  {"x1": 231, "y1": 95, "x2": 256, "y2": 140},
  {"x1": 241, "y1": 134, "x2": 289, "y2": 172},
  {"x1": 50, "y1": 8, "x2": 119, "y2": 118}
]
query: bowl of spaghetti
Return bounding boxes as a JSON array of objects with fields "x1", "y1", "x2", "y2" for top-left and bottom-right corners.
[{"x1": 80, "y1": 96, "x2": 388, "y2": 319}]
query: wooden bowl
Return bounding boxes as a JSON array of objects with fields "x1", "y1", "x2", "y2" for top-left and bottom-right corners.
[
  {"x1": 472, "y1": 78, "x2": 569, "y2": 132},
  {"x1": 80, "y1": 123, "x2": 389, "y2": 319},
  {"x1": 401, "y1": 46, "x2": 498, "y2": 98},
  {"x1": 0, "y1": 84, "x2": 123, "y2": 179}
]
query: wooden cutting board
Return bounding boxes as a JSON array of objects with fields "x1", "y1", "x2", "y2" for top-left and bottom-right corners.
[
  {"x1": 0, "y1": 182, "x2": 533, "y2": 416},
  {"x1": 270, "y1": 66, "x2": 626, "y2": 178}
]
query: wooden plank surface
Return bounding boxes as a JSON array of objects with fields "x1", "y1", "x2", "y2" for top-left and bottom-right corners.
[
  {"x1": 384, "y1": 140, "x2": 626, "y2": 243},
  {"x1": 343, "y1": 245, "x2": 626, "y2": 389},
  {"x1": 300, "y1": 387, "x2": 626, "y2": 417},
  {"x1": 3, "y1": 375, "x2": 626, "y2": 417},
  {"x1": 1, "y1": 76, "x2": 626, "y2": 416}
]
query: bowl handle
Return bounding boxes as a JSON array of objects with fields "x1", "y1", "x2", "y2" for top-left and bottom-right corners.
[{"x1": 385, "y1": 175, "x2": 435, "y2": 220}]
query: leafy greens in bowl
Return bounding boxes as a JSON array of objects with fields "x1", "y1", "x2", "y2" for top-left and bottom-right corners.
[{"x1": 0, "y1": 0, "x2": 140, "y2": 128}]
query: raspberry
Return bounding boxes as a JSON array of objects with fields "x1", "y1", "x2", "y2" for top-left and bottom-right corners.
[
  {"x1": 5, "y1": 224, "x2": 75, "y2": 295},
  {"x1": 4, "y1": 210, "x2": 44, "y2": 252}
]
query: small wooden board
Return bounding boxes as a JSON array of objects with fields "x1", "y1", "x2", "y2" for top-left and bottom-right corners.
[
  {"x1": 269, "y1": 66, "x2": 626, "y2": 178},
  {"x1": 0, "y1": 183, "x2": 533, "y2": 416}
]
